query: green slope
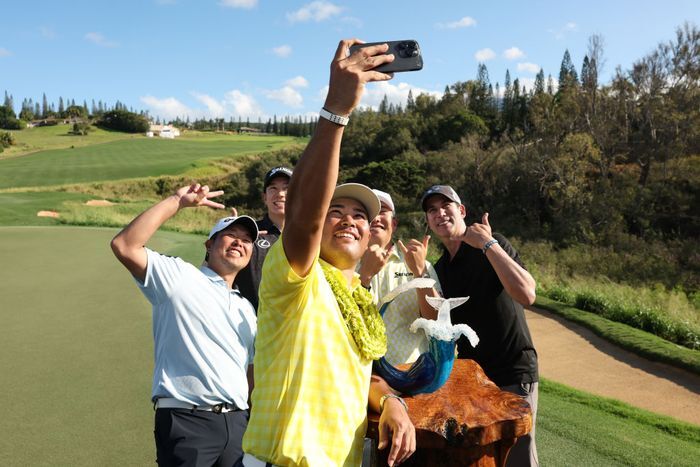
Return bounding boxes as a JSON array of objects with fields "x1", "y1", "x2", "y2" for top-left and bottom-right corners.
[{"x1": 0, "y1": 134, "x2": 298, "y2": 189}]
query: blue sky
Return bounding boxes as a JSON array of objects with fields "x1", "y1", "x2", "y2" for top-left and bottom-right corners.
[{"x1": 1, "y1": 1, "x2": 698, "y2": 122}]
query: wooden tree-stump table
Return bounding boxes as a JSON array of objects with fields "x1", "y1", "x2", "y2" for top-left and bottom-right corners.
[{"x1": 366, "y1": 359, "x2": 532, "y2": 466}]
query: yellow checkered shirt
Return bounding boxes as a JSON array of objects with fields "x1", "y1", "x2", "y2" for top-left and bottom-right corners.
[{"x1": 243, "y1": 240, "x2": 372, "y2": 466}]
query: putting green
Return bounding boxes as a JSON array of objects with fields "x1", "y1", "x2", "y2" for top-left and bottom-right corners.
[{"x1": 0, "y1": 226, "x2": 202, "y2": 466}]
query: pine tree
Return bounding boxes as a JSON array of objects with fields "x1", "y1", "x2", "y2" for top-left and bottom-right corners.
[
  {"x1": 558, "y1": 49, "x2": 579, "y2": 89},
  {"x1": 42, "y1": 93, "x2": 48, "y2": 118},
  {"x1": 58, "y1": 97, "x2": 65, "y2": 115},
  {"x1": 379, "y1": 94, "x2": 389, "y2": 114},
  {"x1": 546, "y1": 75, "x2": 555, "y2": 95},
  {"x1": 406, "y1": 89, "x2": 415, "y2": 111},
  {"x1": 502, "y1": 70, "x2": 513, "y2": 128},
  {"x1": 534, "y1": 69, "x2": 545, "y2": 94}
]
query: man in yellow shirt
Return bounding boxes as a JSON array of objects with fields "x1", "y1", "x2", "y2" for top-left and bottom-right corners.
[
  {"x1": 358, "y1": 189, "x2": 441, "y2": 365},
  {"x1": 242, "y1": 40, "x2": 415, "y2": 467}
]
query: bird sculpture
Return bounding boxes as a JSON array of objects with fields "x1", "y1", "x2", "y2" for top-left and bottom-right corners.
[{"x1": 373, "y1": 278, "x2": 479, "y2": 395}]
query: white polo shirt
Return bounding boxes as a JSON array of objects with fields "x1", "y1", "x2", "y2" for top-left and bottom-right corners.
[
  {"x1": 366, "y1": 247, "x2": 442, "y2": 365},
  {"x1": 136, "y1": 248, "x2": 256, "y2": 409}
]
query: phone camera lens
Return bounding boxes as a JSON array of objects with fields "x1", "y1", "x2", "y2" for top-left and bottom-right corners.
[{"x1": 398, "y1": 41, "x2": 418, "y2": 58}]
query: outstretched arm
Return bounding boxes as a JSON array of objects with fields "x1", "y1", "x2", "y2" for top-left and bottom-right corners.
[
  {"x1": 110, "y1": 183, "x2": 224, "y2": 281},
  {"x1": 283, "y1": 39, "x2": 394, "y2": 277},
  {"x1": 461, "y1": 213, "x2": 536, "y2": 305}
]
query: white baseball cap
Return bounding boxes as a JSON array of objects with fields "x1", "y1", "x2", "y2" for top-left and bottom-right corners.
[
  {"x1": 372, "y1": 189, "x2": 395, "y2": 214},
  {"x1": 207, "y1": 215, "x2": 259, "y2": 240},
  {"x1": 332, "y1": 183, "x2": 381, "y2": 220}
]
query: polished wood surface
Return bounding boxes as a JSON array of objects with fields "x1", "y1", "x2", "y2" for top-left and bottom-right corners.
[{"x1": 367, "y1": 359, "x2": 532, "y2": 466}]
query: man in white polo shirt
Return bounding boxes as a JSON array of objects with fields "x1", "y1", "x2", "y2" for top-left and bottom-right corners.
[
  {"x1": 110, "y1": 182, "x2": 257, "y2": 466},
  {"x1": 358, "y1": 189, "x2": 441, "y2": 365}
]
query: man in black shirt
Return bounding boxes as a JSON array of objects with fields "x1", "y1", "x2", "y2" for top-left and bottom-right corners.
[
  {"x1": 235, "y1": 166, "x2": 292, "y2": 310},
  {"x1": 421, "y1": 184, "x2": 539, "y2": 467}
]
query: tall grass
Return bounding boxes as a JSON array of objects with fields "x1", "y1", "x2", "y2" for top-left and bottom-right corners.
[{"x1": 520, "y1": 240, "x2": 700, "y2": 350}]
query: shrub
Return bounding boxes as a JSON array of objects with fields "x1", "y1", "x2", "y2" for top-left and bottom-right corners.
[
  {"x1": 71, "y1": 122, "x2": 91, "y2": 135},
  {"x1": 0, "y1": 131, "x2": 15, "y2": 148},
  {"x1": 97, "y1": 109, "x2": 149, "y2": 133}
]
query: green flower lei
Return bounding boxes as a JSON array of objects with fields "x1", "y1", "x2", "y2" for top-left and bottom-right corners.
[{"x1": 320, "y1": 260, "x2": 387, "y2": 361}]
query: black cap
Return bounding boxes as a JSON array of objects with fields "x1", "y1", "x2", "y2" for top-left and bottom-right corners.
[
  {"x1": 420, "y1": 185, "x2": 462, "y2": 211},
  {"x1": 263, "y1": 166, "x2": 293, "y2": 189}
]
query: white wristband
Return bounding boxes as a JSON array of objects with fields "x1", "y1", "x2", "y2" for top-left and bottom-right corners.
[{"x1": 319, "y1": 107, "x2": 349, "y2": 126}]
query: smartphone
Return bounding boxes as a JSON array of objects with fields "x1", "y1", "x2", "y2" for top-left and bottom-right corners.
[{"x1": 349, "y1": 40, "x2": 423, "y2": 73}]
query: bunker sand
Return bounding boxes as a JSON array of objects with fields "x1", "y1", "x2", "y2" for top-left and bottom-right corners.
[{"x1": 526, "y1": 307, "x2": 700, "y2": 426}]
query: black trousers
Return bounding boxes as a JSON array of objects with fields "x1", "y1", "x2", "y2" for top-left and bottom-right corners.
[{"x1": 154, "y1": 408, "x2": 249, "y2": 467}]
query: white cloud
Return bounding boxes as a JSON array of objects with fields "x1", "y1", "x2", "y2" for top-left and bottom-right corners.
[
  {"x1": 515, "y1": 77, "x2": 537, "y2": 93},
  {"x1": 437, "y1": 16, "x2": 477, "y2": 29},
  {"x1": 549, "y1": 22, "x2": 578, "y2": 40},
  {"x1": 39, "y1": 26, "x2": 55, "y2": 39},
  {"x1": 272, "y1": 45, "x2": 292, "y2": 58},
  {"x1": 141, "y1": 96, "x2": 193, "y2": 120},
  {"x1": 192, "y1": 92, "x2": 226, "y2": 117},
  {"x1": 141, "y1": 90, "x2": 265, "y2": 120},
  {"x1": 265, "y1": 86, "x2": 304, "y2": 108},
  {"x1": 0, "y1": 47, "x2": 11, "y2": 57},
  {"x1": 474, "y1": 48, "x2": 495, "y2": 61},
  {"x1": 285, "y1": 76, "x2": 308, "y2": 88},
  {"x1": 340, "y1": 16, "x2": 363, "y2": 28},
  {"x1": 503, "y1": 47, "x2": 524, "y2": 60},
  {"x1": 517, "y1": 62, "x2": 540, "y2": 74},
  {"x1": 84, "y1": 32, "x2": 119, "y2": 48},
  {"x1": 356, "y1": 81, "x2": 442, "y2": 110},
  {"x1": 224, "y1": 90, "x2": 265, "y2": 118},
  {"x1": 287, "y1": 1, "x2": 343, "y2": 23},
  {"x1": 219, "y1": 0, "x2": 257, "y2": 8}
]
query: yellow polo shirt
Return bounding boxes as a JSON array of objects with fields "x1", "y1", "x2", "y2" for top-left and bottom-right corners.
[
  {"x1": 243, "y1": 240, "x2": 372, "y2": 467},
  {"x1": 366, "y1": 247, "x2": 441, "y2": 365}
]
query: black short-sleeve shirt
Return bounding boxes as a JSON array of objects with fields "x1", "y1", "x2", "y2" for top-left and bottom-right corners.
[
  {"x1": 234, "y1": 215, "x2": 280, "y2": 311},
  {"x1": 434, "y1": 232, "x2": 538, "y2": 386}
]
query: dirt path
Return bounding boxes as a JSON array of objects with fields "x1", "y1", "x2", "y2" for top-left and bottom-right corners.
[{"x1": 525, "y1": 307, "x2": 700, "y2": 426}]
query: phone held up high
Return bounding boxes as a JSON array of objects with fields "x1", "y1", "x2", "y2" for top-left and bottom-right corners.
[{"x1": 349, "y1": 40, "x2": 423, "y2": 73}]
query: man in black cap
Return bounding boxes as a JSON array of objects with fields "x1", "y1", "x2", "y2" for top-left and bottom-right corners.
[
  {"x1": 421, "y1": 184, "x2": 539, "y2": 467},
  {"x1": 235, "y1": 166, "x2": 292, "y2": 309}
]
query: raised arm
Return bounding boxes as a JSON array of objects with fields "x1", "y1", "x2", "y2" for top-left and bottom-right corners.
[
  {"x1": 397, "y1": 236, "x2": 440, "y2": 319},
  {"x1": 110, "y1": 183, "x2": 224, "y2": 281},
  {"x1": 283, "y1": 39, "x2": 394, "y2": 276},
  {"x1": 462, "y1": 213, "x2": 536, "y2": 305}
]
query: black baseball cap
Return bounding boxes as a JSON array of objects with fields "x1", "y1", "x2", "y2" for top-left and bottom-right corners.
[
  {"x1": 420, "y1": 185, "x2": 462, "y2": 211},
  {"x1": 263, "y1": 166, "x2": 293, "y2": 189}
]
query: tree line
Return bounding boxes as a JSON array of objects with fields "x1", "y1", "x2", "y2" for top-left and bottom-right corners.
[
  {"x1": 338, "y1": 24, "x2": 700, "y2": 246},
  {"x1": 213, "y1": 24, "x2": 698, "y2": 294},
  {"x1": 2, "y1": 24, "x2": 698, "y2": 265}
]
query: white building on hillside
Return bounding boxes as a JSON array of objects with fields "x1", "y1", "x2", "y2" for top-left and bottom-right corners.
[{"x1": 148, "y1": 124, "x2": 181, "y2": 138}]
